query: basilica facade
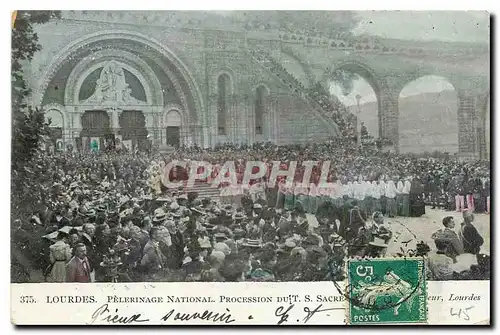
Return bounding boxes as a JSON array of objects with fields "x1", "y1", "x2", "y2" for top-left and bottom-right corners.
[{"x1": 25, "y1": 11, "x2": 489, "y2": 157}]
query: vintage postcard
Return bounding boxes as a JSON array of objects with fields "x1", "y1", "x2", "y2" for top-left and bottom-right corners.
[{"x1": 10, "y1": 10, "x2": 490, "y2": 325}]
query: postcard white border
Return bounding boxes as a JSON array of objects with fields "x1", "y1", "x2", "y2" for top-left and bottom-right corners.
[{"x1": 3, "y1": 0, "x2": 497, "y2": 333}]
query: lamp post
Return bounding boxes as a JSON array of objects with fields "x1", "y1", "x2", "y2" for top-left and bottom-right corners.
[{"x1": 355, "y1": 94, "x2": 362, "y2": 146}]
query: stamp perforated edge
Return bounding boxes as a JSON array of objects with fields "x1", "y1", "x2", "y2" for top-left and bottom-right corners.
[{"x1": 342, "y1": 256, "x2": 428, "y2": 325}]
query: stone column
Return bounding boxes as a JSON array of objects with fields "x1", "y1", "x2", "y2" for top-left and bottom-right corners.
[
  {"x1": 247, "y1": 95, "x2": 255, "y2": 145},
  {"x1": 71, "y1": 108, "x2": 83, "y2": 148},
  {"x1": 475, "y1": 93, "x2": 490, "y2": 160},
  {"x1": 150, "y1": 111, "x2": 161, "y2": 147},
  {"x1": 208, "y1": 94, "x2": 219, "y2": 148},
  {"x1": 266, "y1": 94, "x2": 279, "y2": 143},
  {"x1": 378, "y1": 88, "x2": 399, "y2": 151},
  {"x1": 61, "y1": 109, "x2": 71, "y2": 149},
  {"x1": 485, "y1": 95, "x2": 490, "y2": 158},
  {"x1": 107, "y1": 108, "x2": 121, "y2": 135},
  {"x1": 457, "y1": 91, "x2": 479, "y2": 160},
  {"x1": 231, "y1": 93, "x2": 251, "y2": 145},
  {"x1": 229, "y1": 94, "x2": 238, "y2": 143}
]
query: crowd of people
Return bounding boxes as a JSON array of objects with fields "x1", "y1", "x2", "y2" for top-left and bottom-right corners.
[{"x1": 11, "y1": 138, "x2": 490, "y2": 284}]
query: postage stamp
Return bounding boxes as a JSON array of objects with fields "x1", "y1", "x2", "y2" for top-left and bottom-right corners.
[
  {"x1": 10, "y1": 10, "x2": 490, "y2": 325},
  {"x1": 347, "y1": 258, "x2": 427, "y2": 325}
]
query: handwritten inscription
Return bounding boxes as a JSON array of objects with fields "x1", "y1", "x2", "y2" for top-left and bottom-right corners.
[
  {"x1": 90, "y1": 304, "x2": 150, "y2": 324},
  {"x1": 161, "y1": 308, "x2": 235, "y2": 324},
  {"x1": 275, "y1": 304, "x2": 344, "y2": 325},
  {"x1": 89, "y1": 304, "x2": 236, "y2": 324},
  {"x1": 450, "y1": 307, "x2": 475, "y2": 321}
]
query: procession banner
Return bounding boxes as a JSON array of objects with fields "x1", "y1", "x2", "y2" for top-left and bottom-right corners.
[
  {"x1": 11, "y1": 281, "x2": 489, "y2": 325},
  {"x1": 55, "y1": 139, "x2": 64, "y2": 151},
  {"x1": 115, "y1": 135, "x2": 123, "y2": 150},
  {"x1": 90, "y1": 137, "x2": 100, "y2": 152},
  {"x1": 122, "y1": 140, "x2": 132, "y2": 151}
]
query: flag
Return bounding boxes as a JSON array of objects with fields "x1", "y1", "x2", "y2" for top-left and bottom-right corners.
[
  {"x1": 90, "y1": 137, "x2": 100, "y2": 152},
  {"x1": 115, "y1": 135, "x2": 123, "y2": 149},
  {"x1": 55, "y1": 139, "x2": 64, "y2": 151},
  {"x1": 123, "y1": 140, "x2": 132, "y2": 151}
]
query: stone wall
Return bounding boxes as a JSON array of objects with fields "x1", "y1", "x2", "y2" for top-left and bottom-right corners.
[{"x1": 25, "y1": 14, "x2": 489, "y2": 155}]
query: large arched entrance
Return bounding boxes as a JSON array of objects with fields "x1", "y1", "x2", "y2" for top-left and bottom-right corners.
[
  {"x1": 398, "y1": 75, "x2": 458, "y2": 154},
  {"x1": 36, "y1": 31, "x2": 206, "y2": 149},
  {"x1": 80, "y1": 110, "x2": 112, "y2": 151},
  {"x1": 164, "y1": 109, "x2": 182, "y2": 147},
  {"x1": 119, "y1": 110, "x2": 148, "y2": 150}
]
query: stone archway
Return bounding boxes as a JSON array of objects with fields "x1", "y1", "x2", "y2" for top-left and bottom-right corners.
[
  {"x1": 398, "y1": 75, "x2": 459, "y2": 154},
  {"x1": 42, "y1": 103, "x2": 69, "y2": 149},
  {"x1": 322, "y1": 59, "x2": 397, "y2": 143},
  {"x1": 65, "y1": 49, "x2": 163, "y2": 108},
  {"x1": 164, "y1": 109, "x2": 182, "y2": 147},
  {"x1": 161, "y1": 104, "x2": 190, "y2": 148},
  {"x1": 35, "y1": 30, "x2": 206, "y2": 146}
]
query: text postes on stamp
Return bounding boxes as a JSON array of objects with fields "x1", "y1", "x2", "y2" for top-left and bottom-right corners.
[{"x1": 347, "y1": 258, "x2": 427, "y2": 325}]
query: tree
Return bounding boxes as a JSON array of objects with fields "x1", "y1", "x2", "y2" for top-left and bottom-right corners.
[
  {"x1": 11, "y1": 10, "x2": 60, "y2": 219},
  {"x1": 330, "y1": 69, "x2": 359, "y2": 96}
]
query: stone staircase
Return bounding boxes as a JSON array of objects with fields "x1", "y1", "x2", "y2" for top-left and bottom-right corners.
[
  {"x1": 183, "y1": 180, "x2": 221, "y2": 202},
  {"x1": 248, "y1": 49, "x2": 357, "y2": 137}
]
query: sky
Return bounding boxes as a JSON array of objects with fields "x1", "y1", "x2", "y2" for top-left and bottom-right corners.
[
  {"x1": 328, "y1": 11, "x2": 489, "y2": 106},
  {"x1": 329, "y1": 75, "x2": 456, "y2": 106},
  {"x1": 353, "y1": 11, "x2": 490, "y2": 44}
]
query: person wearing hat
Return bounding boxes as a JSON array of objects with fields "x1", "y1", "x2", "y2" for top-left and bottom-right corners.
[
  {"x1": 249, "y1": 248, "x2": 276, "y2": 282},
  {"x1": 126, "y1": 225, "x2": 145, "y2": 280},
  {"x1": 165, "y1": 220, "x2": 185, "y2": 270},
  {"x1": 365, "y1": 237, "x2": 389, "y2": 258},
  {"x1": 302, "y1": 231, "x2": 323, "y2": 251},
  {"x1": 46, "y1": 231, "x2": 72, "y2": 282},
  {"x1": 191, "y1": 206, "x2": 205, "y2": 217},
  {"x1": 370, "y1": 211, "x2": 393, "y2": 244},
  {"x1": 261, "y1": 217, "x2": 277, "y2": 244},
  {"x1": 233, "y1": 211, "x2": 246, "y2": 222},
  {"x1": 344, "y1": 200, "x2": 367, "y2": 246},
  {"x1": 427, "y1": 237, "x2": 454, "y2": 280},
  {"x1": 138, "y1": 218, "x2": 152, "y2": 249},
  {"x1": 176, "y1": 194, "x2": 188, "y2": 207},
  {"x1": 140, "y1": 227, "x2": 167, "y2": 281},
  {"x1": 201, "y1": 251, "x2": 226, "y2": 282},
  {"x1": 232, "y1": 228, "x2": 246, "y2": 242},
  {"x1": 50, "y1": 207, "x2": 70, "y2": 230},
  {"x1": 459, "y1": 210, "x2": 484, "y2": 255},
  {"x1": 431, "y1": 216, "x2": 463, "y2": 262},
  {"x1": 245, "y1": 219, "x2": 262, "y2": 240},
  {"x1": 284, "y1": 182, "x2": 295, "y2": 211},
  {"x1": 67, "y1": 228, "x2": 81, "y2": 250},
  {"x1": 198, "y1": 236, "x2": 213, "y2": 255},
  {"x1": 301, "y1": 246, "x2": 328, "y2": 281},
  {"x1": 280, "y1": 246, "x2": 307, "y2": 281},
  {"x1": 181, "y1": 242, "x2": 207, "y2": 282},
  {"x1": 294, "y1": 183, "x2": 309, "y2": 214},
  {"x1": 274, "y1": 241, "x2": 292, "y2": 281},
  {"x1": 213, "y1": 232, "x2": 229, "y2": 244},
  {"x1": 66, "y1": 243, "x2": 93, "y2": 283},
  {"x1": 95, "y1": 223, "x2": 113, "y2": 258},
  {"x1": 152, "y1": 210, "x2": 168, "y2": 226}
]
